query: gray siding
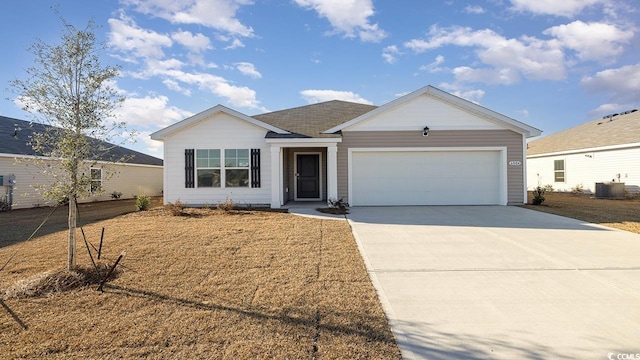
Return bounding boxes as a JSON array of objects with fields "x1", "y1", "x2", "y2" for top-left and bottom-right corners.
[{"x1": 338, "y1": 130, "x2": 525, "y2": 205}]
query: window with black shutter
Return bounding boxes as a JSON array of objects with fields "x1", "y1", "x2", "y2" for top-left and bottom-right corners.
[
  {"x1": 251, "y1": 148, "x2": 261, "y2": 188},
  {"x1": 185, "y1": 149, "x2": 195, "y2": 188}
]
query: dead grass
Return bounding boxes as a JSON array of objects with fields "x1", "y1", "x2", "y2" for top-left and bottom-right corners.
[
  {"x1": 523, "y1": 192, "x2": 640, "y2": 234},
  {"x1": 0, "y1": 202, "x2": 400, "y2": 359}
]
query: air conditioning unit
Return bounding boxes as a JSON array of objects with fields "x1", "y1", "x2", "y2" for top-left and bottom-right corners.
[{"x1": 595, "y1": 182, "x2": 625, "y2": 199}]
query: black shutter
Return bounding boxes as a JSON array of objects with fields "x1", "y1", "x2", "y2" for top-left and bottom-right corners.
[
  {"x1": 251, "y1": 148, "x2": 260, "y2": 188},
  {"x1": 185, "y1": 149, "x2": 195, "y2": 188}
]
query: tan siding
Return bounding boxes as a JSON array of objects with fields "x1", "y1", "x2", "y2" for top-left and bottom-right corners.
[
  {"x1": 338, "y1": 130, "x2": 524, "y2": 205},
  {"x1": 0, "y1": 155, "x2": 162, "y2": 209}
]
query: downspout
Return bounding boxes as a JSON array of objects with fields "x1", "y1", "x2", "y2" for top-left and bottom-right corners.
[{"x1": 522, "y1": 133, "x2": 528, "y2": 204}]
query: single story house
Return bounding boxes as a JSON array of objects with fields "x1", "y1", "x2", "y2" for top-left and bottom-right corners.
[
  {"x1": 1, "y1": 116, "x2": 164, "y2": 209},
  {"x1": 527, "y1": 109, "x2": 640, "y2": 195},
  {"x1": 151, "y1": 85, "x2": 541, "y2": 208}
]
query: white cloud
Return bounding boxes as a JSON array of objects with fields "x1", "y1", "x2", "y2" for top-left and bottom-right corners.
[
  {"x1": 300, "y1": 89, "x2": 373, "y2": 104},
  {"x1": 293, "y1": 0, "x2": 387, "y2": 42},
  {"x1": 224, "y1": 38, "x2": 245, "y2": 49},
  {"x1": 108, "y1": 16, "x2": 172, "y2": 59},
  {"x1": 438, "y1": 83, "x2": 486, "y2": 104},
  {"x1": 464, "y1": 5, "x2": 486, "y2": 14},
  {"x1": 419, "y1": 55, "x2": 446, "y2": 73},
  {"x1": 160, "y1": 69, "x2": 266, "y2": 110},
  {"x1": 581, "y1": 63, "x2": 640, "y2": 105},
  {"x1": 116, "y1": 94, "x2": 193, "y2": 128},
  {"x1": 121, "y1": 0, "x2": 254, "y2": 37},
  {"x1": 235, "y1": 62, "x2": 262, "y2": 79},
  {"x1": 171, "y1": 30, "x2": 212, "y2": 53},
  {"x1": 452, "y1": 66, "x2": 521, "y2": 85},
  {"x1": 543, "y1": 21, "x2": 633, "y2": 62},
  {"x1": 382, "y1": 45, "x2": 401, "y2": 64},
  {"x1": 508, "y1": 0, "x2": 608, "y2": 17},
  {"x1": 405, "y1": 26, "x2": 566, "y2": 84}
]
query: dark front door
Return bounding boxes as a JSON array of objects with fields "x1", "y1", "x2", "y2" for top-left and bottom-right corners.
[{"x1": 296, "y1": 154, "x2": 320, "y2": 199}]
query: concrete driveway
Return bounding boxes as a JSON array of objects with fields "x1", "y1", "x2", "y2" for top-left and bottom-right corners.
[{"x1": 347, "y1": 206, "x2": 640, "y2": 360}]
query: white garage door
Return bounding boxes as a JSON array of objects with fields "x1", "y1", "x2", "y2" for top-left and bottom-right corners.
[{"x1": 351, "y1": 150, "x2": 503, "y2": 206}]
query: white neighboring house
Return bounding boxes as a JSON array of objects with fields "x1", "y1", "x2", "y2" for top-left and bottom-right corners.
[
  {"x1": 1, "y1": 116, "x2": 164, "y2": 209},
  {"x1": 151, "y1": 85, "x2": 541, "y2": 208},
  {"x1": 527, "y1": 109, "x2": 640, "y2": 195}
]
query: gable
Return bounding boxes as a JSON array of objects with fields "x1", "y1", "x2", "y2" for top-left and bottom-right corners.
[
  {"x1": 343, "y1": 94, "x2": 503, "y2": 132},
  {"x1": 165, "y1": 112, "x2": 269, "y2": 147},
  {"x1": 150, "y1": 105, "x2": 288, "y2": 141}
]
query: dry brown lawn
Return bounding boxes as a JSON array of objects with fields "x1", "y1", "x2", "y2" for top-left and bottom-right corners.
[
  {"x1": 523, "y1": 192, "x2": 640, "y2": 234},
  {"x1": 0, "y1": 200, "x2": 400, "y2": 359}
]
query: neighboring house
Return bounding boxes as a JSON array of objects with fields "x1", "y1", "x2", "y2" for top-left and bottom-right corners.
[
  {"x1": 151, "y1": 85, "x2": 541, "y2": 208},
  {"x1": 527, "y1": 109, "x2": 640, "y2": 195},
  {"x1": 1, "y1": 116, "x2": 163, "y2": 209}
]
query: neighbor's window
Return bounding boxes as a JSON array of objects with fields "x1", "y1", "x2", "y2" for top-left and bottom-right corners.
[
  {"x1": 196, "y1": 149, "x2": 221, "y2": 187},
  {"x1": 225, "y1": 149, "x2": 249, "y2": 187},
  {"x1": 554, "y1": 159, "x2": 565, "y2": 182},
  {"x1": 90, "y1": 168, "x2": 102, "y2": 193}
]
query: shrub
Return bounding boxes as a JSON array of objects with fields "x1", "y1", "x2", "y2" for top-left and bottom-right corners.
[
  {"x1": 531, "y1": 186, "x2": 546, "y2": 205},
  {"x1": 111, "y1": 191, "x2": 123, "y2": 199},
  {"x1": 543, "y1": 184, "x2": 554, "y2": 193},
  {"x1": 217, "y1": 196, "x2": 235, "y2": 212},
  {"x1": 0, "y1": 196, "x2": 11, "y2": 212},
  {"x1": 571, "y1": 183, "x2": 584, "y2": 195},
  {"x1": 135, "y1": 194, "x2": 151, "y2": 211},
  {"x1": 166, "y1": 200, "x2": 187, "y2": 216},
  {"x1": 328, "y1": 197, "x2": 349, "y2": 210}
]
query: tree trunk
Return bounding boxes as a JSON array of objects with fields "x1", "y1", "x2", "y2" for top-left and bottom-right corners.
[{"x1": 68, "y1": 195, "x2": 77, "y2": 270}]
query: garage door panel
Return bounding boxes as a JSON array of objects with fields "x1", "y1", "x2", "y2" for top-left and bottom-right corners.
[{"x1": 351, "y1": 151, "x2": 501, "y2": 206}]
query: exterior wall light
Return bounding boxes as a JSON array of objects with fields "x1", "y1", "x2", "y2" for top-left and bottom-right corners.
[{"x1": 422, "y1": 126, "x2": 430, "y2": 137}]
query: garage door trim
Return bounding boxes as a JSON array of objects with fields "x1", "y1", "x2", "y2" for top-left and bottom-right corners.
[{"x1": 348, "y1": 147, "x2": 508, "y2": 206}]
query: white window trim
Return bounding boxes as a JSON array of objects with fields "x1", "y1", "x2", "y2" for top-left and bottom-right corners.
[
  {"x1": 90, "y1": 167, "x2": 102, "y2": 193},
  {"x1": 224, "y1": 149, "x2": 250, "y2": 188},
  {"x1": 195, "y1": 148, "x2": 252, "y2": 189},
  {"x1": 196, "y1": 149, "x2": 221, "y2": 188},
  {"x1": 554, "y1": 159, "x2": 566, "y2": 183}
]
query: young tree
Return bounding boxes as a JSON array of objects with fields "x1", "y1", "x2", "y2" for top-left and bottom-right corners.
[{"x1": 11, "y1": 18, "x2": 126, "y2": 270}]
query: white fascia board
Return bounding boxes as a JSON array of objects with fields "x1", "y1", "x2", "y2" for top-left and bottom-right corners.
[
  {"x1": 150, "y1": 104, "x2": 290, "y2": 140},
  {"x1": 265, "y1": 138, "x2": 341, "y2": 148},
  {"x1": 324, "y1": 85, "x2": 542, "y2": 138},
  {"x1": 527, "y1": 142, "x2": 640, "y2": 159}
]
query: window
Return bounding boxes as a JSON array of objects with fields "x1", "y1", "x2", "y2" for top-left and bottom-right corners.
[
  {"x1": 196, "y1": 149, "x2": 220, "y2": 187},
  {"x1": 90, "y1": 168, "x2": 102, "y2": 193},
  {"x1": 554, "y1": 159, "x2": 565, "y2": 182},
  {"x1": 225, "y1": 149, "x2": 249, "y2": 187}
]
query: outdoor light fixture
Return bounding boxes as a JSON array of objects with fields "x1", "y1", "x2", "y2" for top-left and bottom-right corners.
[{"x1": 422, "y1": 126, "x2": 430, "y2": 137}]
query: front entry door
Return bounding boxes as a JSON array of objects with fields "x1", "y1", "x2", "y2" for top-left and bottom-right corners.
[{"x1": 296, "y1": 154, "x2": 320, "y2": 199}]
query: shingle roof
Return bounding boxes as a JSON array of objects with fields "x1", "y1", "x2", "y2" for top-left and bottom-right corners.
[
  {"x1": 527, "y1": 109, "x2": 640, "y2": 156},
  {"x1": 252, "y1": 100, "x2": 378, "y2": 138},
  {"x1": 0, "y1": 116, "x2": 163, "y2": 166}
]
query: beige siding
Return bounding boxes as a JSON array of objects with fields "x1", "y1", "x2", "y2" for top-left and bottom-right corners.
[
  {"x1": 527, "y1": 146, "x2": 640, "y2": 194},
  {"x1": 0, "y1": 155, "x2": 162, "y2": 209},
  {"x1": 338, "y1": 130, "x2": 525, "y2": 205}
]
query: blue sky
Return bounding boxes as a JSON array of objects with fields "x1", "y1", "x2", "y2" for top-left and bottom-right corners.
[{"x1": 1, "y1": 0, "x2": 638, "y2": 158}]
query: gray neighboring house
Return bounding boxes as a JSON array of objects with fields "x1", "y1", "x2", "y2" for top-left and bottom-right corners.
[
  {"x1": 527, "y1": 109, "x2": 640, "y2": 195},
  {"x1": 151, "y1": 85, "x2": 541, "y2": 208},
  {"x1": 0, "y1": 116, "x2": 163, "y2": 209}
]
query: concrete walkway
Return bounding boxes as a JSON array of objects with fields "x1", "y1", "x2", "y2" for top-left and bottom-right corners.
[{"x1": 347, "y1": 206, "x2": 640, "y2": 360}]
